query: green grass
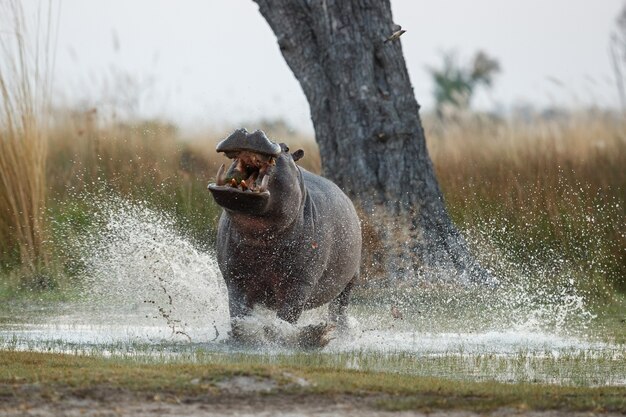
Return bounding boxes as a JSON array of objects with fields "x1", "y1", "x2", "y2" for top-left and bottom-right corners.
[{"x1": 0, "y1": 350, "x2": 624, "y2": 413}]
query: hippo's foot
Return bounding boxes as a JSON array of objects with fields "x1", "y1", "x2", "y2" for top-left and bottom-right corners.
[
  {"x1": 228, "y1": 317, "x2": 335, "y2": 349},
  {"x1": 331, "y1": 316, "x2": 351, "y2": 334},
  {"x1": 228, "y1": 317, "x2": 296, "y2": 347},
  {"x1": 297, "y1": 322, "x2": 336, "y2": 349},
  {"x1": 229, "y1": 318, "x2": 262, "y2": 347}
]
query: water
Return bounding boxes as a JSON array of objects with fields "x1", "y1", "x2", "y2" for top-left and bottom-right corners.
[{"x1": 1, "y1": 195, "x2": 624, "y2": 387}]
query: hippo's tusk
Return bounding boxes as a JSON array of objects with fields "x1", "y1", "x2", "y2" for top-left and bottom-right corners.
[
  {"x1": 216, "y1": 163, "x2": 226, "y2": 186},
  {"x1": 236, "y1": 158, "x2": 245, "y2": 173},
  {"x1": 248, "y1": 172, "x2": 258, "y2": 190},
  {"x1": 259, "y1": 174, "x2": 269, "y2": 193}
]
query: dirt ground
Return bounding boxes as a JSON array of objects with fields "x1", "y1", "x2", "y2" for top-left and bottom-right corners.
[
  {"x1": 1, "y1": 381, "x2": 622, "y2": 417},
  {"x1": 1, "y1": 396, "x2": 623, "y2": 417}
]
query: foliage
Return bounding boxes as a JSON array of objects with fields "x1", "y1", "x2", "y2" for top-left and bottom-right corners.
[
  {"x1": 427, "y1": 50, "x2": 500, "y2": 117},
  {"x1": 0, "y1": 106, "x2": 625, "y2": 298},
  {"x1": 426, "y1": 110, "x2": 626, "y2": 292}
]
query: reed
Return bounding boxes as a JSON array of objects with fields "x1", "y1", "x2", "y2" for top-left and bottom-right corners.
[
  {"x1": 40, "y1": 110, "x2": 625, "y2": 294},
  {"x1": 0, "y1": 1, "x2": 55, "y2": 272},
  {"x1": 426, "y1": 111, "x2": 626, "y2": 290},
  {"x1": 0, "y1": 1, "x2": 623, "y2": 295}
]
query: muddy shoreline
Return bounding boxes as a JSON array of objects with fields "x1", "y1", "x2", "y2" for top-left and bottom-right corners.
[{"x1": 2, "y1": 387, "x2": 623, "y2": 417}]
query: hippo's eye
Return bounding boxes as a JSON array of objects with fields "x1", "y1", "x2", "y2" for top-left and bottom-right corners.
[{"x1": 283, "y1": 145, "x2": 289, "y2": 152}]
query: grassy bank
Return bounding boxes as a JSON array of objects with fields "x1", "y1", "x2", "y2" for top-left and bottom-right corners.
[{"x1": 0, "y1": 350, "x2": 624, "y2": 413}]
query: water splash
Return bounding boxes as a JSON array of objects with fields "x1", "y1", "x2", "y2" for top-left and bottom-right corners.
[
  {"x1": 1, "y1": 193, "x2": 623, "y2": 385},
  {"x1": 8, "y1": 193, "x2": 611, "y2": 343},
  {"x1": 72, "y1": 194, "x2": 230, "y2": 343}
]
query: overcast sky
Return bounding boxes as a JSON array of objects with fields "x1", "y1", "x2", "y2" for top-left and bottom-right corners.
[{"x1": 24, "y1": 0, "x2": 626, "y2": 132}]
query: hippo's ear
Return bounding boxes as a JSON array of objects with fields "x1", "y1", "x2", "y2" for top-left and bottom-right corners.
[{"x1": 292, "y1": 149, "x2": 305, "y2": 162}]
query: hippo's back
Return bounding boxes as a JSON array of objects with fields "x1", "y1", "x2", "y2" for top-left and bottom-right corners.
[
  {"x1": 301, "y1": 169, "x2": 361, "y2": 306},
  {"x1": 302, "y1": 169, "x2": 359, "y2": 225}
]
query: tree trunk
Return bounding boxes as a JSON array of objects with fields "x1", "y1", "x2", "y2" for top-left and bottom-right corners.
[{"x1": 253, "y1": 0, "x2": 494, "y2": 285}]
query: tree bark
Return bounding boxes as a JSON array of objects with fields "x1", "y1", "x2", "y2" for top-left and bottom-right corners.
[{"x1": 253, "y1": 0, "x2": 494, "y2": 285}]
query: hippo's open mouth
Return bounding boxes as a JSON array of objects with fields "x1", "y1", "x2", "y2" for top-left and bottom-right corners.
[
  {"x1": 212, "y1": 151, "x2": 274, "y2": 194},
  {"x1": 208, "y1": 129, "x2": 281, "y2": 213},
  {"x1": 207, "y1": 150, "x2": 274, "y2": 213}
]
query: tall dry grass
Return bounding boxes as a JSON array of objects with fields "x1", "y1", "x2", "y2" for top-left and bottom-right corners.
[
  {"x1": 0, "y1": 1, "x2": 56, "y2": 272},
  {"x1": 1, "y1": 95, "x2": 624, "y2": 296},
  {"x1": 39, "y1": 108, "x2": 626, "y2": 291},
  {"x1": 426, "y1": 111, "x2": 626, "y2": 290},
  {"x1": 46, "y1": 114, "x2": 320, "y2": 197}
]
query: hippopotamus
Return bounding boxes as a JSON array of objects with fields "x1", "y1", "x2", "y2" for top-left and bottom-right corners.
[{"x1": 208, "y1": 129, "x2": 361, "y2": 347}]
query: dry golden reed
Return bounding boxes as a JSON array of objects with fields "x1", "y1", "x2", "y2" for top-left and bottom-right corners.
[
  {"x1": 0, "y1": 1, "x2": 56, "y2": 271},
  {"x1": 426, "y1": 112, "x2": 625, "y2": 227},
  {"x1": 425, "y1": 112, "x2": 625, "y2": 288}
]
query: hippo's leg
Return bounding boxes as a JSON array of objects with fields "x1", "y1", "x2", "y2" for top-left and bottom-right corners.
[
  {"x1": 275, "y1": 280, "x2": 337, "y2": 349},
  {"x1": 329, "y1": 273, "x2": 358, "y2": 329},
  {"x1": 226, "y1": 284, "x2": 257, "y2": 344},
  {"x1": 275, "y1": 279, "x2": 316, "y2": 324},
  {"x1": 276, "y1": 280, "x2": 334, "y2": 349},
  {"x1": 276, "y1": 293, "x2": 306, "y2": 324},
  {"x1": 226, "y1": 283, "x2": 252, "y2": 319}
]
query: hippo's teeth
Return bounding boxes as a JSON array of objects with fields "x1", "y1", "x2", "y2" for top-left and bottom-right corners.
[
  {"x1": 240, "y1": 179, "x2": 248, "y2": 190},
  {"x1": 236, "y1": 158, "x2": 244, "y2": 173},
  {"x1": 216, "y1": 163, "x2": 226, "y2": 186},
  {"x1": 248, "y1": 172, "x2": 258, "y2": 190},
  {"x1": 230, "y1": 178, "x2": 238, "y2": 187},
  {"x1": 259, "y1": 175, "x2": 269, "y2": 193}
]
